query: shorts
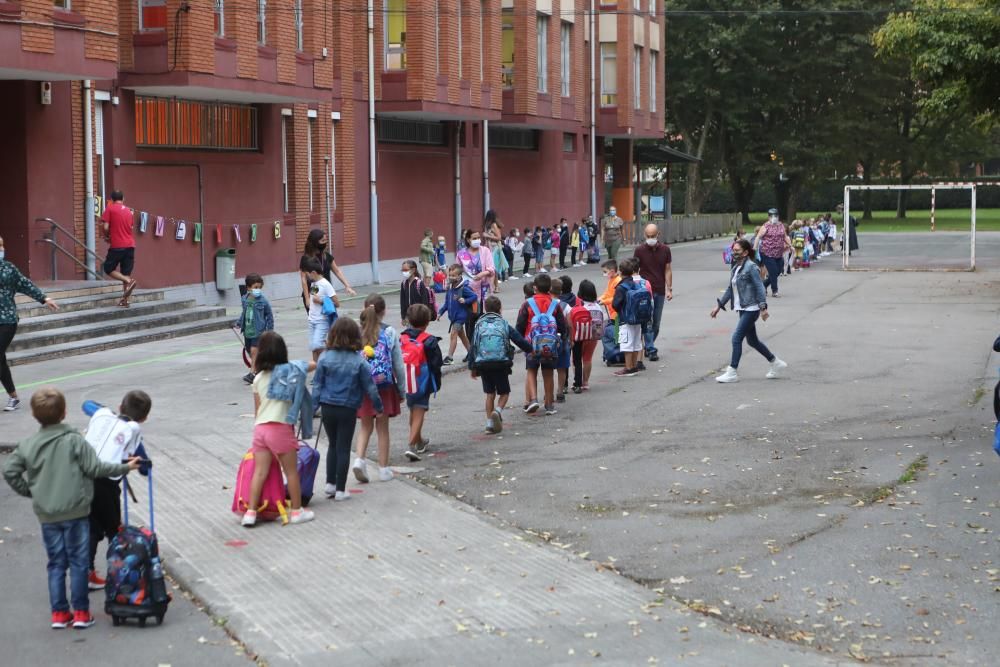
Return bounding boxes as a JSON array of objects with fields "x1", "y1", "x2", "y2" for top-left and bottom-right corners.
[
  {"x1": 357, "y1": 385, "x2": 402, "y2": 418},
  {"x1": 406, "y1": 390, "x2": 431, "y2": 410},
  {"x1": 244, "y1": 336, "x2": 258, "y2": 353},
  {"x1": 308, "y1": 319, "x2": 330, "y2": 351},
  {"x1": 549, "y1": 248, "x2": 558, "y2": 258},
  {"x1": 480, "y1": 369, "x2": 512, "y2": 396},
  {"x1": 420, "y1": 260, "x2": 434, "y2": 278},
  {"x1": 251, "y1": 422, "x2": 299, "y2": 456},
  {"x1": 525, "y1": 355, "x2": 555, "y2": 371},
  {"x1": 448, "y1": 320, "x2": 466, "y2": 334},
  {"x1": 103, "y1": 247, "x2": 135, "y2": 275},
  {"x1": 556, "y1": 342, "x2": 571, "y2": 369},
  {"x1": 618, "y1": 323, "x2": 643, "y2": 353}
]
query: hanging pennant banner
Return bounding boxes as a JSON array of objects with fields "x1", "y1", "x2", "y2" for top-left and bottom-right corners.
[
  {"x1": 273, "y1": 221, "x2": 281, "y2": 239},
  {"x1": 154, "y1": 216, "x2": 165, "y2": 237},
  {"x1": 215, "y1": 224, "x2": 223, "y2": 244},
  {"x1": 94, "y1": 195, "x2": 102, "y2": 215},
  {"x1": 175, "y1": 220, "x2": 187, "y2": 241},
  {"x1": 138, "y1": 211, "x2": 149, "y2": 234},
  {"x1": 193, "y1": 222, "x2": 202, "y2": 243},
  {"x1": 250, "y1": 224, "x2": 257, "y2": 243},
  {"x1": 233, "y1": 225, "x2": 241, "y2": 243}
]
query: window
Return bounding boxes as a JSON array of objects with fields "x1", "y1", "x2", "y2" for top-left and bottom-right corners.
[
  {"x1": 54, "y1": 0, "x2": 71, "y2": 10},
  {"x1": 633, "y1": 0, "x2": 641, "y2": 9},
  {"x1": 649, "y1": 50, "x2": 658, "y2": 110},
  {"x1": 489, "y1": 127, "x2": 539, "y2": 150},
  {"x1": 139, "y1": 0, "x2": 167, "y2": 32},
  {"x1": 650, "y1": 0, "x2": 656, "y2": 17},
  {"x1": 377, "y1": 119, "x2": 447, "y2": 145},
  {"x1": 385, "y1": 0, "x2": 406, "y2": 70},
  {"x1": 563, "y1": 132, "x2": 576, "y2": 153},
  {"x1": 536, "y1": 15, "x2": 548, "y2": 93},
  {"x1": 501, "y1": 8, "x2": 514, "y2": 88},
  {"x1": 600, "y1": 43, "x2": 617, "y2": 106},
  {"x1": 294, "y1": 0, "x2": 304, "y2": 51},
  {"x1": 213, "y1": 0, "x2": 223, "y2": 37},
  {"x1": 560, "y1": 22, "x2": 571, "y2": 97},
  {"x1": 307, "y1": 117, "x2": 314, "y2": 211},
  {"x1": 281, "y1": 115, "x2": 289, "y2": 212},
  {"x1": 135, "y1": 97, "x2": 258, "y2": 150},
  {"x1": 257, "y1": 0, "x2": 266, "y2": 44},
  {"x1": 634, "y1": 46, "x2": 641, "y2": 109}
]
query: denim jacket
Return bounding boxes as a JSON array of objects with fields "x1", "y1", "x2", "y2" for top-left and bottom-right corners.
[
  {"x1": 267, "y1": 360, "x2": 313, "y2": 438},
  {"x1": 312, "y1": 349, "x2": 384, "y2": 412},
  {"x1": 717, "y1": 259, "x2": 768, "y2": 312},
  {"x1": 233, "y1": 294, "x2": 274, "y2": 339}
]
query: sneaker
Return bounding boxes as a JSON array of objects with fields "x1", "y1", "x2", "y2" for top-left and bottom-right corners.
[
  {"x1": 485, "y1": 424, "x2": 496, "y2": 434},
  {"x1": 72, "y1": 611, "x2": 96, "y2": 629},
  {"x1": 525, "y1": 401, "x2": 540, "y2": 414},
  {"x1": 51, "y1": 611, "x2": 73, "y2": 629},
  {"x1": 415, "y1": 438, "x2": 430, "y2": 454},
  {"x1": 539, "y1": 268, "x2": 548, "y2": 273},
  {"x1": 522, "y1": 273, "x2": 532, "y2": 279},
  {"x1": 4, "y1": 397, "x2": 20, "y2": 412},
  {"x1": 509, "y1": 275, "x2": 519, "y2": 280},
  {"x1": 765, "y1": 358, "x2": 788, "y2": 379},
  {"x1": 544, "y1": 405, "x2": 558, "y2": 415},
  {"x1": 581, "y1": 385, "x2": 590, "y2": 391},
  {"x1": 461, "y1": 354, "x2": 469, "y2": 363},
  {"x1": 242, "y1": 372, "x2": 255, "y2": 384},
  {"x1": 404, "y1": 449, "x2": 421, "y2": 462},
  {"x1": 241, "y1": 510, "x2": 257, "y2": 527},
  {"x1": 489, "y1": 410, "x2": 502, "y2": 434},
  {"x1": 647, "y1": 353, "x2": 659, "y2": 362},
  {"x1": 715, "y1": 366, "x2": 739, "y2": 383},
  {"x1": 324, "y1": 483, "x2": 337, "y2": 498},
  {"x1": 334, "y1": 491, "x2": 351, "y2": 501},
  {"x1": 556, "y1": 392, "x2": 566, "y2": 403},
  {"x1": 353, "y1": 458, "x2": 370, "y2": 483},
  {"x1": 636, "y1": 361, "x2": 647, "y2": 371},
  {"x1": 442, "y1": 356, "x2": 454, "y2": 366},
  {"x1": 572, "y1": 386, "x2": 583, "y2": 394},
  {"x1": 87, "y1": 570, "x2": 105, "y2": 591},
  {"x1": 378, "y1": 467, "x2": 394, "y2": 482},
  {"x1": 289, "y1": 508, "x2": 315, "y2": 524},
  {"x1": 614, "y1": 368, "x2": 638, "y2": 377}
]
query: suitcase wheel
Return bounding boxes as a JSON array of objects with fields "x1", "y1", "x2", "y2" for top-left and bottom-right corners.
[
  {"x1": 156, "y1": 614, "x2": 165, "y2": 625},
  {"x1": 138, "y1": 616, "x2": 147, "y2": 628}
]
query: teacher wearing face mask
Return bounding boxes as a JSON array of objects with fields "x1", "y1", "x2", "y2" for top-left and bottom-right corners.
[
  {"x1": 0, "y1": 235, "x2": 59, "y2": 412},
  {"x1": 457, "y1": 228, "x2": 496, "y2": 343},
  {"x1": 754, "y1": 208, "x2": 790, "y2": 298},
  {"x1": 633, "y1": 223, "x2": 672, "y2": 363},
  {"x1": 299, "y1": 229, "x2": 356, "y2": 312}
]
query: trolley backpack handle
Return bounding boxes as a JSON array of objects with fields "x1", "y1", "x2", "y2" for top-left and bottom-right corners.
[{"x1": 122, "y1": 461, "x2": 155, "y2": 534}]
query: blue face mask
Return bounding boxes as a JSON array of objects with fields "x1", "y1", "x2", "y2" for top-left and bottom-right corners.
[
  {"x1": 0, "y1": 250, "x2": 5, "y2": 261},
  {"x1": 250, "y1": 288, "x2": 262, "y2": 298}
]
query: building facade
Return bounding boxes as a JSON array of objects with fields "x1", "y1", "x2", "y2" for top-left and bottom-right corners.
[{"x1": 0, "y1": 0, "x2": 664, "y2": 292}]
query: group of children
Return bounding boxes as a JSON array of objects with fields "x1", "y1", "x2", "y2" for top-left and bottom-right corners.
[
  {"x1": 741, "y1": 214, "x2": 838, "y2": 274},
  {"x1": 512, "y1": 220, "x2": 594, "y2": 278}
]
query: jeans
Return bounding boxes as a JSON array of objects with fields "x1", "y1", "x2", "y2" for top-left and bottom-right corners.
[
  {"x1": 731, "y1": 310, "x2": 775, "y2": 369},
  {"x1": 321, "y1": 404, "x2": 358, "y2": 492},
  {"x1": 42, "y1": 518, "x2": 91, "y2": 612},
  {"x1": 0, "y1": 323, "x2": 17, "y2": 394},
  {"x1": 559, "y1": 246, "x2": 568, "y2": 268},
  {"x1": 522, "y1": 256, "x2": 532, "y2": 275},
  {"x1": 642, "y1": 293, "x2": 666, "y2": 356},
  {"x1": 760, "y1": 255, "x2": 782, "y2": 295}
]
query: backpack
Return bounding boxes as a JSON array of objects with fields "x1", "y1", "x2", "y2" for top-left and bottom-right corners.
[
  {"x1": 569, "y1": 303, "x2": 595, "y2": 342},
  {"x1": 526, "y1": 297, "x2": 559, "y2": 364},
  {"x1": 723, "y1": 245, "x2": 733, "y2": 265},
  {"x1": 232, "y1": 450, "x2": 290, "y2": 524},
  {"x1": 582, "y1": 301, "x2": 605, "y2": 341},
  {"x1": 365, "y1": 326, "x2": 395, "y2": 388},
  {"x1": 418, "y1": 279, "x2": 438, "y2": 322},
  {"x1": 472, "y1": 312, "x2": 512, "y2": 369},
  {"x1": 621, "y1": 279, "x2": 653, "y2": 325},
  {"x1": 400, "y1": 331, "x2": 437, "y2": 395}
]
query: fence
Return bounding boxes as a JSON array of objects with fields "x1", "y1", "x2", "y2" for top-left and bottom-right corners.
[{"x1": 622, "y1": 213, "x2": 740, "y2": 245}]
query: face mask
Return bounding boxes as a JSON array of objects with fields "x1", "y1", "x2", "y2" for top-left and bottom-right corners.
[
  {"x1": 0, "y1": 250, "x2": 4, "y2": 261},
  {"x1": 602, "y1": 272, "x2": 609, "y2": 279},
  {"x1": 318, "y1": 242, "x2": 327, "y2": 250},
  {"x1": 402, "y1": 270, "x2": 412, "y2": 279},
  {"x1": 439, "y1": 240, "x2": 445, "y2": 247},
  {"x1": 645, "y1": 238, "x2": 657, "y2": 246},
  {"x1": 471, "y1": 239, "x2": 481, "y2": 249},
  {"x1": 514, "y1": 231, "x2": 519, "y2": 237},
  {"x1": 250, "y1": 288, "x2": 262, "y2": 298},
  {"x1": 609, "y1": 210, "x2": 617, "y2": 217},
  {"x1": 769, "y1": 216, "x2": 778, "y2": 223}
]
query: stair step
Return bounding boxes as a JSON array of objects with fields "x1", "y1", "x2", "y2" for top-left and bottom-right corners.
[
  {"x1": 8, "y1": 315, "x2": 235, "y2": 367},
  {"x1": 15, "y1": 281, "x2": 123, "y2": 304},
  {"x1": 9, "y1": 306, "x2": 227, "y2": 352},
  {"x1": 17, "y1": 290, "x2": 164, "y2": 318},
  {"x1": 15, "y1": 298, "x2": 198, "y2": 335}
]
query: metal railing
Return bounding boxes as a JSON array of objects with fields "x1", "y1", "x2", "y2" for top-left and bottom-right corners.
[
  {"x1": 622, "y1": 213, "x2": 739, "y2": 245},
  {"x1": 34, "y1": 217, "x2": 103, "y2": 281}
]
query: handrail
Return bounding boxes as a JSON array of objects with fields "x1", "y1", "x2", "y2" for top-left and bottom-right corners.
[{"x1": 35, "y1": 217, "x2": 103, "y2": 281}]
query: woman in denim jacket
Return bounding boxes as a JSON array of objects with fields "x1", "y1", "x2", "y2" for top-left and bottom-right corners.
[
  {"x1": 710, "y1": 239, "x2": 787, "y2": 384},
  {"x1": 313, "y1": 317, "x2": 383, "y2": 500}
]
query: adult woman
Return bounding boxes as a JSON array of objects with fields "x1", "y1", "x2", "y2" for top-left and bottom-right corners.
[
  {"x1": 710, "y1": 239, "x2": 786, "y2": 383},
  {"x1": 754, "y1": 209, "x2": 790, "y2": 298},
  {"x1": 299, "y1": 229, "x2": 356, "y2": 311},
  {"x1": 456, "y1": 228, "x2": 496, "y2": 343},
  {"x1": 0, "y1": 235, "x2": 58, "y2": 412},
  {"x1": 483, "y1": 210, "x2": 507, "y2": 290}
]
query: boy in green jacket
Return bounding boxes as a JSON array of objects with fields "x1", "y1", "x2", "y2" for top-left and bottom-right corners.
[{"x1": 3, "y1": 387, "x2": 140, "y2": 630}]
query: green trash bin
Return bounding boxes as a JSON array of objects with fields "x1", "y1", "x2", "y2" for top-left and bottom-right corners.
[{"x1": 215, "y1": 248, "x2": 236, "y2": 290}]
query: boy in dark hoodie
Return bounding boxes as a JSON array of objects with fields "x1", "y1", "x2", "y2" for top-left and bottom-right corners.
[{"x1": 3, "y1": 388, "x2": 140, "y2": 630}]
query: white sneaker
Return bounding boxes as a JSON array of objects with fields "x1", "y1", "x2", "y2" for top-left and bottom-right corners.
[
  {"x1": 324, "y1": 483, "x2": 337, "y2": 497},
  {"x1": 715, "y1": 366, "x2": 739, "y2": 383},
  {"x1": 289, "y1": 508, "x2": 315, "y2": 524},
  {"x1": 241, "y1": 510, "x2": 257, "y2": 527},
  {"x1": 523, "y1": 273, "x2": 532, "y2": 279},
  {"x1": 509, "y1": 275, "x2": 519, "y2": 280},
  {"x1": 766, "y1": 358, "x2": 787, "y2": 379},
  {"x1": 334, "y1": 491, "x2": 351, "y2": 501},
  {"x1": 378, "y1": 467, "x2": 394, "y2": 482},
  {"x1": 539, "y1": 268, "x2": 548, "y2": 273},
  {"x1": 353, "y1": 458, "x2": 369, "y2": 483}
]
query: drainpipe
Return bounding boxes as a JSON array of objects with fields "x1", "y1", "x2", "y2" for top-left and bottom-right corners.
[
  {"x1": 323, "y1": 155, "x2": 332, "y2": 246},
  {"x1": 455, "y1": 122, "x2": 463, "y2": 244},
  {"x1": 589, "y1": 1, "x2": 597, "y2": 224},
  {"x1": 83, "y1": 80, "x2": 96, "y2": 278},
  {"x1": 482, "y1": 120, "x2": 490, "y2": 217},
  {"x1": 367, "y1": 0, "x2": 380, "y2": 284},
  {"x1": 117, "y1": 160, "x2": 205, "y2": 285}
]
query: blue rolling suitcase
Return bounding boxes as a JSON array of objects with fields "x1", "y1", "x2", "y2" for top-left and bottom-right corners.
[{"x1": 602, "y1": 321, "x2": 625, "y2": 366}]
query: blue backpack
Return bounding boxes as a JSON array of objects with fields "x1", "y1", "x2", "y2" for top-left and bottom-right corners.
[
  {"x1": 365, "y1": 327, "x2": 395, "y2": 388},
  {"x1": 472, "y1": 313, "x2": 512, "y2": 370},
  {"x1": 527, "y1": 298, "x2": 559, "y2": 364},
  {"x1": 622, "y1": 279, "x2": 652, "y2": 325}
]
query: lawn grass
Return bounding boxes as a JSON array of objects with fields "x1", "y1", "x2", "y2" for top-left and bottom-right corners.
[{"x1": 748, "y1": 208, "x2": 1000, "y2": 232}]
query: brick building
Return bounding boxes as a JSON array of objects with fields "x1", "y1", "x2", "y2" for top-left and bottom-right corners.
[{"x1": 0, "y1": 1, "x2": 664, "y2": 294}]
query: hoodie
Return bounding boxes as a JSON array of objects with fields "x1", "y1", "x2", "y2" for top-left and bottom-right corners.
[{"x1": 4, "y1": 423, "x2": 131, "y2": 524}]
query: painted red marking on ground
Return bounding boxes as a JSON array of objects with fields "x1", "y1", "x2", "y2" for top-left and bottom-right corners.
[
  {"x1": 349, "y1": 488, "x2": 364, "y2": 494},
  {"x1": 224, "y1": 540, "x2": 248, "y2": 548},
  {"x1": 428, "y1": 451, "x2": 448, "y2": 458}
]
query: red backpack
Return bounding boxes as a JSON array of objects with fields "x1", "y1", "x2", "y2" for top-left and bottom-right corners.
[
  {"x1": 400, "y1": 331, "x2": 436, "y2": 395},
  {"x1": 569, "y1": 303, "x2": 595, "y2": 342}
]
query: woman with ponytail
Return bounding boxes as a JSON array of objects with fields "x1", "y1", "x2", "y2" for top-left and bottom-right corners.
[{"x1": 351, "y1": 294, "x2": 405, "y2": 484}]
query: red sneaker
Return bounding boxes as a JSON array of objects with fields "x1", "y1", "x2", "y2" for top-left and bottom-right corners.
[
  {"x1": 51, "y1": 611, "x2": 73, "y2": 629},
  {"x1": 88, "y1": 570, "x2": 106, "y2": 591},
  {"x1": 72, "y1": 611, "x2": 96, "y2": 629}
]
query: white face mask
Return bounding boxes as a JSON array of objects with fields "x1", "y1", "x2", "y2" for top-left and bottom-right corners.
[
  {"x1": 645, "y1": 238, "x2": 658, "y2": 246},
  {"x1": 770, "y1": 216, "x2": 779, "y2": 223},
  {"x1": 402, "y1": 270, "x2": 412, "y2": 279},
  {"x1": 514, "y1": 231, "x2": 519, "y2": 237},
  {"x1": 471, "y1": 239, "x2": 481, "y2": 249},
  {"x1": 0, "y1": 250, "x2": 5, "y2": 261}
]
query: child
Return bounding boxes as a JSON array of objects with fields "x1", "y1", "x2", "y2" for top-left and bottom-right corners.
[
  {"x1": 234, "y1": 273, "x2": 274, "y2": 384},
  {"x1": 400, "y1": 304, "x2": 443, "y2": 461},
  {"x1": 791, "y1": 221, "x2": 806, "y2": 270},
  {"x1": 504, "y1": 229, "x2": 522, "y2": 281},
  {"x1": 573, "y1": 280, "x2": 603, "y2": 392},
  {"x1": 435, "y1": 235, "x2": 448, "y2": 270},
  {"x1": 558, "y1": 219, "x2": 570, "y2": 269},
  {"x1": 469, "y1": 295, "x2": 532, "y2": 434},
  {"x1": 515, "y1": 273, "x2": 568, "y2": 415},
  {"x1": 352, "y1": 294, "x2": 405, "y2": 483},
  {"x1": 419, "y1": 229, "x2": 436, "y2": 286},
  {"x1": 548, "y1": 225, "x2": 559, "y2": 272},
  {"x1": 521, "y1": 282, "x2": 536, "y2": 406},
  {"x1": 304, "y1": 258, "x2": 339, "y2": 363},
  {"x1": 578, "y1": 219, "x2": 590, "y2": 262},
  {"x1": 549, "y1": 277, "x2": 573, "y2": 401},
  {"x1": 536, "y1": 228, "x2": 548, "y2": 273},
  {"x1": 439, "y1": 263, "x2": 477, "y2": 365},
  {"x1": 599, "y1": 259, "x2": 621, "y2": 320},
  {"x1": 3, "y1": 388, "x2": 141, "y2": 629},
  {"x1": 400, "y1": 259, "x2": 434, "y2": 326},
  {"x1": 611, "y1": 258, "x2": 646, "y2": 377},
  {"x1": 570, "y1": 223, "x2": 580, "y2": 267},
  {"x1": 84, "y1": 390, "x2": 152, "y2": 591},
  {"x1": 314, "y1": 317, "x2": 384, "y2": 500},
  {"x1": 521, "y1": 227, "x2": 534, "y2": 278}
]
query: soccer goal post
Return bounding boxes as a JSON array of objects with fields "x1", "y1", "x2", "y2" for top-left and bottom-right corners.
[{"x1": 842, "y1": 183, "x2": 978, "y2": 271}]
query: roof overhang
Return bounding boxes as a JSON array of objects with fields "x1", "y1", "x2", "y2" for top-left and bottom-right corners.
[{"x1": 119, "y1": 72, "x2": 329, "y2": 104}]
